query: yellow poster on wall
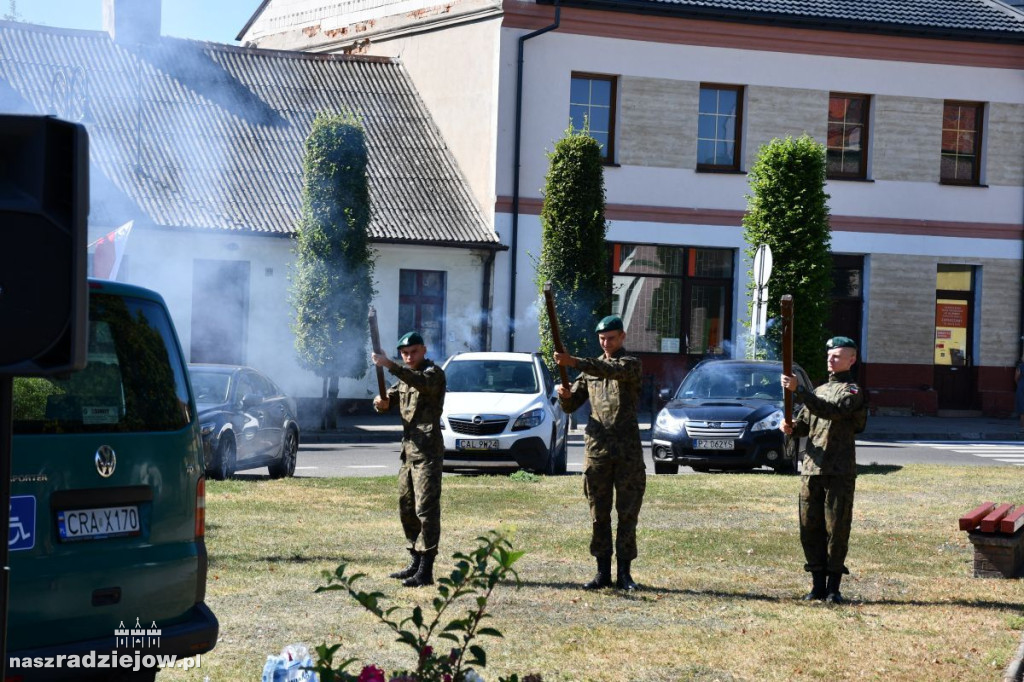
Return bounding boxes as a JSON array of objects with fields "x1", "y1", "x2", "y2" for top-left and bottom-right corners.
[{"x1": 934, "y1": 299, "x2": 968, "y2": 366}]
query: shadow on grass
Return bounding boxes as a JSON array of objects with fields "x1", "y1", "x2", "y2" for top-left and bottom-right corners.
[
  {"x1": 511, "y1": 579, "x2": 1021, "y2": 612},
  {"x1": 857, "y1": 463, "x2": 902, "y2": 475},
  {"x1": 208, "y1": 553, "x2": 346, "y2": 566}
]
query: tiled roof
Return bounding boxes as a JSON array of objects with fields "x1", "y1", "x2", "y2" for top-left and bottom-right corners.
[
  {"x1": 0, "y1": 21, "x2": 501, "y2": 247},
  {"x1": 556, "y1": 0, "x2": 1024, "y2": 39}
]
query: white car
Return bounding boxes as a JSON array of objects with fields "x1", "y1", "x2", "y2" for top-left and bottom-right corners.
[{"x1": 441, "y1": 352, "x2": 569, "y2": 474}]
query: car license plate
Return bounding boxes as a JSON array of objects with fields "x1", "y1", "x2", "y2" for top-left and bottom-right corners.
[
  {"x1": 695, "y1": 439, "x2": 735, "y2": 450},
  {"x1": 57, "y1": 505, "x2": 141, "y2": 541},
  {"x1": 456, "y1": 439, "x2": 499, "y2": 451}
]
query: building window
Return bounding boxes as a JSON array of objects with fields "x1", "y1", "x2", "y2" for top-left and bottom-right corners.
[
  {"x1": 569, "y1": 73, "x2": 616, "y2": 163},
  {"x1": 827, "y1": 93, "x2": 869, "y2": 179},
  {"x1": 610, "y1": 244, "x2": 733, "y2": 355},
  {"x1": 941, "y1": 101, "x2": 983, "y2": 185},
  {"x1": 697, "y1": 84, "x2": 743, "y2": 171},
  {"x1": 398, "y1": 269, "x2": 446, "y2": 358}
]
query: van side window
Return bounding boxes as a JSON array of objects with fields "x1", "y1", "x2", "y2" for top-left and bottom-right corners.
[{"x1": 12, "y1": 293, "x2": 191, "y2": 434}]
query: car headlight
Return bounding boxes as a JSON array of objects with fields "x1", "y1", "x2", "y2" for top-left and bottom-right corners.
[
  {"x1": 512, "y1": 408, "x2": 545, "y2": 431},
  {"x1": 655, "y1": 410, "x2": 685, "y2": 433},
  {"x1": 752, "y1": 409, "x2": 784, "y2": 432}
]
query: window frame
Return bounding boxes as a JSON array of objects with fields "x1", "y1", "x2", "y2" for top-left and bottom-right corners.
[
  {"x1": 398, "y1": 269, "x2": 447, "y2": 359},
  {"x1": 696, "y1": 83, "x2": 744, "y2": 173},
  {"x1": 940, "y1": 100, "x2": 984, "y2": 186},
  {"x1": 826, "y1": 92, "x2": 871, "y2": 180},
  {"x1": 569, "y1": 72, "x2": 617, "y2": 164},
  {"x1": 609, "y1": 243, "x2": 734, "y2": 357}
]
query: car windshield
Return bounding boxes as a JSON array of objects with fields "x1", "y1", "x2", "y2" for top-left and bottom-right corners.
[
  {"x1": 190, "y1": 371, "x2": 231, "y2": 403},
  {"x1": 446, "y1": 360, "x2": 538, "y2": 394},
  {"x1": 675, "y1": 364, "x2": 784, "y2": 402}
]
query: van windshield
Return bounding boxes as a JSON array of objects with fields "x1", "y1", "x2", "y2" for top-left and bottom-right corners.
[{"x1": 13, "y1": 293, "x2": 191, "y2": 434}]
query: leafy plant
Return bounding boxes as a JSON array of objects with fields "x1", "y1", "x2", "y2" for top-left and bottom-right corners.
[
  {"x1": 313, "y1": 531, "x2": 532, "y2": 682},
  {"x1": 508, "y1": 470, "x2": 540, "y2": 483},
  {"x1": 535, "y1": 124, "x2": 610, "y2": 374},
  {"x1": 741, "y1": 135, "x2": 833, "y2": 380},
  {"x1": 291, "y1": 111, "x2": 375, "y2": 428}
]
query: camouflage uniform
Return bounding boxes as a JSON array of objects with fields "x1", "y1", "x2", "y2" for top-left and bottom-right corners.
[
  {"x1": 377, "y1": 359, "x2": 446, "y2": 556},
  {"x1": 559, "y1": 348, "x2": 645, "y2": 561},
  {"x1": 790, "y1": 369, "x2": 867, "y2": 575}
]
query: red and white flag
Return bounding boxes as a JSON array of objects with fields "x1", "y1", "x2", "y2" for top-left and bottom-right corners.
[{"x1": 89, "y1": 221, "x2": 134, "y2": 280}]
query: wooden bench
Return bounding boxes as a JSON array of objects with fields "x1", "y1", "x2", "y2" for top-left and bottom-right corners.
[{"x1": 959, "y1": 502, "x2": 1024, "y2": 578}]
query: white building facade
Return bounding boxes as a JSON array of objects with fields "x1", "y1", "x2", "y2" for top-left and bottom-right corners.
[{"x1": 243, "y1": 0, "x2": 1024, "y2": 414}]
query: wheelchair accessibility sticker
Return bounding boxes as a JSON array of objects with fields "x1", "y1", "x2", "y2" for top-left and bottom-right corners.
[{"x1": 9, "y1": 496, "x2": 35, "y2": 551}]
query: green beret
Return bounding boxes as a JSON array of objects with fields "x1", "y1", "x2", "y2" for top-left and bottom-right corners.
[
  {"x1": 397, "y1": 331, "x2": 425, "y2": 349},
  {"x1": 826, "y1": 336, "x2": 857, "y2": 351},
  {"x1": 595, "y1": 315, "x2": 624, "y2": 333}
]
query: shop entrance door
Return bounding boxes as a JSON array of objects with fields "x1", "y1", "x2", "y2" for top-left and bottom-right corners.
[{"x1": 933, "y1": 265, "x2": 975, "y2": 410}]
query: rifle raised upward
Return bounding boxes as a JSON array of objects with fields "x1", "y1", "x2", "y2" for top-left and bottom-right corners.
[
  {"x1": 781, "y1": 295, "x2": 794, "y2": 427},
  {"x1": 543, "y1": 281, "x2": 570, "y2": 390},
  {"x1": 368, "y1": 307, "x2": 387, "y2": 401}
]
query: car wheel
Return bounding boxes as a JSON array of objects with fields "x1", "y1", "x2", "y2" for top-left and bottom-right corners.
[
  {"x1": 556, "y1": 422, "x2": 569, "y2": 474},
  {"x1": 653, "y1": 461, "x2": 679, "y2": 475},
  {"x1": 545, "y1": 425, "x2": 559, "y2": 475},
  {"x1": 269, "y1": 427, "x2": 298, "y2": 479},
  {"x1": 210, "y1": 435, "x2": 235, "y2": 480},
  {"x1": 774, "y1": 456, "x2": 799, "y2": 475}
]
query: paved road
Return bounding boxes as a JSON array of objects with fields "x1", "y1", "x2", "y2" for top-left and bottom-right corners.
[{"x1": 231, "y1": 438, "x2": 1024, "y2": 479}]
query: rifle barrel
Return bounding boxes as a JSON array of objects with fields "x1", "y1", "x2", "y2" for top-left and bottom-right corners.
[
  {"x1": 543, "y1": 282, "x2": 570, "y2": 390},
  {"x1": 781, "y1": 295, "x2": 794, "y2": 425},
  {"x1": 368, "y1": 307, "x2": 387, "y2": 400}
]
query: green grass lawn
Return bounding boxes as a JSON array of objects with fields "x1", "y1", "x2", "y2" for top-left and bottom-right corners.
[{"x1": 164, "y1": 464, "x2": 1024, "y2": 681}]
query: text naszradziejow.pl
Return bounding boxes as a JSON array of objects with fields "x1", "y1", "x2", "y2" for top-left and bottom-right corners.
[{"x1": 9, "y1": 651, "x2": 202, "y2": 672}]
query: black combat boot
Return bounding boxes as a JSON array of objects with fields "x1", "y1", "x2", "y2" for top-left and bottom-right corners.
[
  {"x1": 803, "y1": 571, "x2": 827, "y2": 601},
  {"x1": 825, "y1": 572, "x2": 844, "y2": 604},
  {"x1": 389, "y1": 550, "x2": 421, "y2": 580},
  {"x1": 402, "y1": 552, "x2": 435, "y2": 587},
  {"x1": 616, "y1": 558, "x2": 639, "y2": 591},
  {"x1": 583, "y1": 556, "x2": 613, "y2": 590}
]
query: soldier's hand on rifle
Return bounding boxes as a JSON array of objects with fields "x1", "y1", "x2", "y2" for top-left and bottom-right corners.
[
  {"x1": 556, "y1": 385, "x2": 572, "y2": 401},
  {"x1": 554, "y1": 351, "x2": 577, "y2": 368},
  {"x1": 373, "y1": 395, "x2": 390, "y2": 412},
  {"x1": 371, "y1": 352, "x2": 394, "y2": 370},
  {"x1": 780, "y1": 374, "x2": 797, "y2": 393}
]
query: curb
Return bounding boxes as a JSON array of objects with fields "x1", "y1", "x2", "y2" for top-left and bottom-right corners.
[
  {"x1": 859, "y1": 432, "x2": 1021, "y2": 442},
  {"x1": 299, "y1": 430, "x2": 1022, "y2": 445},
  {"x1": 301, "y1": 430, "x2": 402, "y2": 444}
]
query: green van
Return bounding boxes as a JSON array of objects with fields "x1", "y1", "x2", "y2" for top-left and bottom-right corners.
[{"x1": 8, "y1": 280, "x2": 218, "y2": 681}]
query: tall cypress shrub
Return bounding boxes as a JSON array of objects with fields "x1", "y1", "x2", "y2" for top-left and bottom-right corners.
[
  {"x1": 291, "y1": 112, "x2": 374, "y2": 428},
  {"x1": 742, "y1": 135, "x2": 833, "y2": 380},
  {"x1": 535, "y1": 126, "x2": 610, "y2": 370}
]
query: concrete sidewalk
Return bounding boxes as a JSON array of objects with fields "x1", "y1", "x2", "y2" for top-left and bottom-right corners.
[{"x1": 301, "y1": 411, "x2": 1024, "y2": 444}]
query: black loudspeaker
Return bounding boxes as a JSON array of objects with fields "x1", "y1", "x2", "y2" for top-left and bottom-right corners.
[{"x1": 0, "y1": 115, "x2": 89, "y2": 376}]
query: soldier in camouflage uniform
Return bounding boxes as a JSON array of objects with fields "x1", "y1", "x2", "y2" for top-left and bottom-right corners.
[
  {"x1": 781, "y1": 336, "x2": 867, "y2": 604},
  {"x1": 371, "y1": 331, "x2": 446, "y2": 587},
  {"x1": 555, "y1": 315, "x2": 645, "y2": 591}
]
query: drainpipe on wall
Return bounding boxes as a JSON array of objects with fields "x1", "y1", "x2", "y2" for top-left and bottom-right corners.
[
  {"x1": 1018, "y1": 218, "x2": 1024, "y2": 365},
  {"x1": 508, "y1": 0, "x2": 561, "y2": 351},
  {"x1": 480, "y1": 248, "x2": 496, "y2": 350}
]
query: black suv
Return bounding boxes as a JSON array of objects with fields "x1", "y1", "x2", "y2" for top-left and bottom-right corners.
[{"x1": 651, "y1": 359, "x2": 811, "y2": 474}]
